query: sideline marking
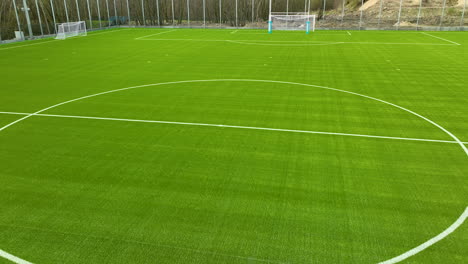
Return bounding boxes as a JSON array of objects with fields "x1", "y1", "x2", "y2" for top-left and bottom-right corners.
[
  {"x1": 420, "y1": 32, "x2": 461, "y2": 45},
  {"x1": 379, "y1": 207, "x2": 468, "y2": 264},
  {"x1": 1, "y1": 111, "x2": 467, "y2": 145},
  {"x1": 230, "y1": 30, "x2": 238, "y2": 34},
  {"x1": 135, "y1": 29, "x2": 177, "y2": 40},
  {"x1": 136, "y1": 38, "x2": 458, "y2": 46},
  {"x1": 0, "y1": 39, "x2": 57, "y2": 50},
  {"x1": 0, "y1": 79, "x2": 467, "y2": 264},
  {"x1": 0, "y1": 249, "x2": 34, "y2": 264},
  {"x1": 0, "y1": 29, "x2": 126, "y2": 51}
]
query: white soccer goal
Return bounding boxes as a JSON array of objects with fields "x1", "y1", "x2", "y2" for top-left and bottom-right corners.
[
  {"x1": 55, "y1": 21, "x2": 87, "y2": 40},
  {"x1": 268, "y1": 12, "x2": 316, "y2": 34}
]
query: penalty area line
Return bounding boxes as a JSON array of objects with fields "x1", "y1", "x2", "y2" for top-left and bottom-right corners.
[
  {"x1": 134, "y1": 29, "x2": 178, "y2": 40},
  {"x1": 0, "y1": 111, "x2": 466, "y2": 145},
  {"x1": 0, "y1": 249, "x2": 34, "y2": 264},
  {"x1": 135, "y1": 38, "x2": 458, "y2": 46},
  {"x1": 420, "y1": 32, "x2": 461, "y2": 46}
]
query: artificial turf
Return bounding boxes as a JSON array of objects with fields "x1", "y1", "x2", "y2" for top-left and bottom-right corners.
[{"x1": 0, "y1": 28, "x2": 467, "y2": 264}]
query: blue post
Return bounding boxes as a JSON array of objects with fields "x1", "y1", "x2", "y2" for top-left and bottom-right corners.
[
  {"x1": 306, "y1": 21, "x2": 310, "y2": 34},
  {"x1": 268, "y1": 20, "x2": 272, "y2": 34}
]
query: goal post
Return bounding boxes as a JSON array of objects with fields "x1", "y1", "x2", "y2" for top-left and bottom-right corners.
[
  {"x1": 55, "y1": 21, "x2": 87, "y2": 40},
  {"x1": 268, "y1": 12, "x2": 316, "y2": 34}
]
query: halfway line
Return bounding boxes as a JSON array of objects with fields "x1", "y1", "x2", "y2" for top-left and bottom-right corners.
[{"x1": 0, "y1": 111, "x2": 465, "y2": 145}]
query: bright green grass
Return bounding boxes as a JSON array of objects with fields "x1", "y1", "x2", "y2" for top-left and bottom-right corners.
[{"x1": 0, "y1": 29, "x2": 467, "y2": 264}]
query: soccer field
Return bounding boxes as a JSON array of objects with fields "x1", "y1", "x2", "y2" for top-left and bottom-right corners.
[{"x1": 0, "y1": 29, "x2": 467, "y2": 264}]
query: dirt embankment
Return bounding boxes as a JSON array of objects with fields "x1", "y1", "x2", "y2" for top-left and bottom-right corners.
[{"x1": 359, "y1": 0, "x2": 422, "y2": 11}]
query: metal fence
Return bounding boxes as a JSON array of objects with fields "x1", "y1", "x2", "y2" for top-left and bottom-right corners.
[{"x1": 1, "y1": 0, "x2": 466, "y2": 43}]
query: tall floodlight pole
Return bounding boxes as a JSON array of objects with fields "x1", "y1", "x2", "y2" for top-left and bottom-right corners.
[
  {"x1": 439, "y1": 0, "x2": 447, "y2": 28},
  {"x1": 416, "y1": 0, "x2": 423, "y2": 29},
  {"x1": 219, "y1": 0, "x2": 222, "y2": 26},
  {"x1": 322, "y1": 0, "x2": 326, "y2": 19},
  {"x1": 396, "y1": 0, "x2": 403, "y2": 30},
  {"x1": 86, "y1": 0, "x2": 92, "y2": 29},
  {"x1": 377, "y1": 0, "x2": 383, "y2": 29},
  {"x1": 156, "y1": 0, "x2": 160, "y2": 26},
  {"x1": 461, "y1": 0, "x2": 467, "y2": 27},
  {"x1": 50, "y1": 0, "x2": 57, "y2": 32},
  {"x1": 97, "y1": 0, "x2": 102, "y2": 28},
  {"x1": 268, "y1": 0, "x2": 272, "y2": 33},
  {"x1": 105, "y1": 0, "x2": 111, "y2": 27},
  {"x1": 286, "y1": 0, "x2": 289, "y2": 14},
  {"x1": 126, "y1": 0, "x2": 131, "y2": 25},
  {"x1": 341, "y1": 0, "x2": 345, "y2": 25},
  {"x1": 75, "y1": 0, "x2": 81, "y2": 21},
  {"x1": 113, "y1": 0, "x2": 117, "y2": 24},
  {"x1": 359, "y1": 0, "x2": 364, "y2": 30},
  {"x1": 21, "y1": 0, "x2": 34, "y2": 38},
  {"x1": 171, "y1": 0, "x2": 175, "y2": 25},
  {"x1": 126, "y1": 0, "x2": 130, "y2": 26},
  {"x1": 187, "y1": 0, "x2": 190, "y2": 26},
  {"x1": 203, "y1": 0, "x2": 206, "y2": 27},
  {"x1": 252, "y1": 0, "x2": 254, "y2": 24},
  {"x1": 35, "y1": 0, "x2": 44, "y2": 36},
  {"x1": 64, "y1": 0, "x2": 70, "y2": 23},
  {"x1": 12, "y1": 0, "x2": 23, "y2": 35},
  {"x1": 141, "y1": 0, "x2": 145, "y2": 25},
  {"x1": 236, "y1": 0, "x2": 238, "y2": 27}
]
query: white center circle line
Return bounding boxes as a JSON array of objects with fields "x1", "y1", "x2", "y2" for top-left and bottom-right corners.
[{"x1": 0, "y1": 79, "x2": 466, "y2": 264}]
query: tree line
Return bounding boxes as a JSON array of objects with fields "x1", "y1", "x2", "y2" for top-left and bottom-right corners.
[{"x1": 1, "y1": 0, "x2": 348, "y2": 40}]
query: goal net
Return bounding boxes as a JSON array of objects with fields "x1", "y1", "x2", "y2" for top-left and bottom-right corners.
[
  {"x1": 269, "y1": 12, "x2": 316, "y2": 34},
  {"x1": 56, "y1": 21, "x2": 87, "y2": 40}
]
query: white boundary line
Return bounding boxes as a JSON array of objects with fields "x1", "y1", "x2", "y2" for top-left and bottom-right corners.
[
  {"x1": 136, "y1": 38, "x2": 458, "y2": 46},
  {"x1": 134, "y1": 29, "x2": 177, "y2": 40},
  {"x1": 230, "y1": 30, "x2": 238, "y2": 34},
  {"x1": 379, "y1": 207, "x2": 468, "y2": 264},
  {"x1": 347, "y1": 31, "x2": 352, "y2": 36},
  {"x1": 226, "y1": 40, "x2": 343, "y2": 46},
  {"x1": 0, "y1": 39, "x2": 57, "y2": 51},
  {"x1": 0, "y1": 29, "x2": 126, "y2": 51},
  {"x1": 1, "y1": 111, "x2": 467, "y2": 145},
  {"x1": 420, "y1": 32, "x2": 461, "y2": 45},
  {"x1": 0, "y1": 79, "x2": 467, "y2": 264},
  {"x1": 0, "y1": 249, "x2": 34, "y2": 264}
]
